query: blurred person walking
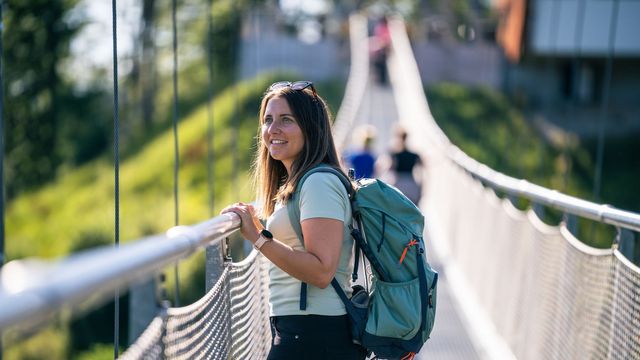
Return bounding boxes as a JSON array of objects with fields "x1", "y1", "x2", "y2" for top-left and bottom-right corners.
[
  {"x1": 370, "y1": 16, "x2": 390, "y2": 85},
  {"x1": 345, "y1": 125, "x2": 377, "y2": 179},
  {"x1": 378, "y1": 126, "x2": 424, "y2": 205}
]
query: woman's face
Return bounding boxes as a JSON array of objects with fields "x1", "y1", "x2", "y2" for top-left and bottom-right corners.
[{"x1": 262, "y1": 96, "x2": 305, "y2": 174}]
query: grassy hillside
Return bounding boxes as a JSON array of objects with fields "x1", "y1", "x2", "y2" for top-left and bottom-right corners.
[
  {"x1": 4, "y1": 74, "x2": 345, "y2": 359},
  {"x1": 8, "y1": 78, "x2": 259, "y2": 260},
  {"x1": 426, "y1": 83, "x2": 639, "y2": 249}
]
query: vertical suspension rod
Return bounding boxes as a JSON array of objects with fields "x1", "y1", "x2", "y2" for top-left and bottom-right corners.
[
  {"x1": 0, "y1": 2, "x2": 6, "y2": 358},
  {"x1": 111, "y1": 0, "x2": 121, "y2": 357},
  {"x1": 593, "y1": 0, "x2": 620, "y2": 202},
  {"x1": 207, "y1": 0, "x2": 215, "y2": 217},
  {"x1": 171, "y1": 0, "x2": 181, "y2": 306}
]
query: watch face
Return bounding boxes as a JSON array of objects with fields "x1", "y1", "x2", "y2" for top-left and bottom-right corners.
[{"x1": 261, "y1": 229, "x2": 273, "y2": 239}]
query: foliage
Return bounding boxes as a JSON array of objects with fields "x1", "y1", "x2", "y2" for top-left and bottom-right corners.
[
  {"x1": 583, "y1": 136, "x2": 640, "y2": 213},
  {"x1": 4, "y1": 326, "x2": 70, "y2": 360},
  {"x1": 427, "y1": 83, "x2": 565, "y2": 188},
  {"x1": 5, "y1": 74, "x2": 271, "y2": 259},
  {"x1": 2, "y1": 0, "x2": 100, "y2": 199},
  {"x1": 75, "y1": 344, "x2": 118, "y2": 360}
]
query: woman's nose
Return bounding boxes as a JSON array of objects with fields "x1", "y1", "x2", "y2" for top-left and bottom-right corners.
[{"x1": 267, "y1": 121, "x2": 281, "y2": 134}]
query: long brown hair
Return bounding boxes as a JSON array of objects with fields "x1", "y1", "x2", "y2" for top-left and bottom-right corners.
[{"x1": 254, "y1": 84, "x2": 345, "y2": 217}]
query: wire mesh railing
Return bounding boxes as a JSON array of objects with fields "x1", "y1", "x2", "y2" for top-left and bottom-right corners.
[
  {"x1": 387, "y1": 16, "x2": 640, "y2": 360},
  {"x1": 120, "y1": 250, "x2": 271, "y2": 360}
]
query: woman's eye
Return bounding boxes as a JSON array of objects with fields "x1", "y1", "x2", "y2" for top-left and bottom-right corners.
[
  {"x1": 282, "y1": 117, "x2": 294, "y2": 123},
  {"x1": 264, "y1": 117, "x2": 273, "y2": 124}
]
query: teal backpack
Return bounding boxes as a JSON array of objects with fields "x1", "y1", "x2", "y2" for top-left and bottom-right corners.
[{"x1": 287, "y1": 165, "x2": 438, "y2": 359}]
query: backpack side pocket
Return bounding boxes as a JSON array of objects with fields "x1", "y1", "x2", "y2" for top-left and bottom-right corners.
[{"x1": 365, "y1": 277, "x2": 421, "y2": 340}]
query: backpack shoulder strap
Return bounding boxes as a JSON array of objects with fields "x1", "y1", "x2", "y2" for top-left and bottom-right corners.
[
  {"x1": 285, "y1": 165, "x2": 353, "y2": 311},
  {"x1": 286, "y1": 165, "x2": 353, "y2": 244}
]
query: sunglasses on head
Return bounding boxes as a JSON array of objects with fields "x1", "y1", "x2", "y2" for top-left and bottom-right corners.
[{"x1": 268, "y1": 81, "x2": 317, "y2": 97}]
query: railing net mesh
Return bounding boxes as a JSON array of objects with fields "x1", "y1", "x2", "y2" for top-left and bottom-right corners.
[
  {"x1": 228, "y1": 249, "x2": 271, "y2": 359},
  {"x1": 121, "y1": 251, "x2": 271, "y2": 359}
]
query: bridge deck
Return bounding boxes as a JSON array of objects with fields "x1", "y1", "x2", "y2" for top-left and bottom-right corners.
[{"x1": 351, "y1": 79, "x2": 482, "y2": 360}]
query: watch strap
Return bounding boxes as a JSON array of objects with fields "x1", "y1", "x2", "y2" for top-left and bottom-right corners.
[{"x1": 254, "y1": 233, "x2": 271, "y2": 250}]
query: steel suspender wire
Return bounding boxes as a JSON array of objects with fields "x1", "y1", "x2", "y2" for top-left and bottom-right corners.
[
  {"x1": 593, "y1": 0, "x2": 620, "y2": 203},
  {"x1": 0, "y1": 3, "x2": 5, "y2": 359},
  {"x1": 254, "y1": 3, "x2": 261, "y2": 93},
  {"x1": 0, "y1": 0, "x2": 5, "y2": 271},
  {"x1": 171, "y1": 0, "x2": 181, "y2": 307},
  {"x1": 111, "y1": 0, "x2": 121, "y2": 357},
  {"x1": 232, "y1": 1, "x2": 239, "y2": 201},
  {"x1": 207, "y1": 0, "x2": 215, "y2": 218}
]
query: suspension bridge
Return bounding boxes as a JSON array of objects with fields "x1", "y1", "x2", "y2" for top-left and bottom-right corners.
[{"x1": 1, "y1": 7, "x2": 640, "y2": 360}]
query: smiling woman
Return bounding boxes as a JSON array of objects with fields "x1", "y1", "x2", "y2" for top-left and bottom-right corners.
[{"x1": 221, "y1": 81, "x2": 366, "y2": 359}]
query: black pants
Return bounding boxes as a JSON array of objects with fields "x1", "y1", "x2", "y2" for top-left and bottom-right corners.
[{"x1": 267, "y1": 315, "x2": 367, "y2": 360}]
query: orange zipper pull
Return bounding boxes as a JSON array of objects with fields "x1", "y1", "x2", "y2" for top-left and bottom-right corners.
[{"x1": 398, "y1": 239, "x2": 418, "y2": 265}]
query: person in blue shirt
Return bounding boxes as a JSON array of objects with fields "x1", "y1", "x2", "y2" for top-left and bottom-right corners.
[{"x1": 345, "y1": 125, "x2": 377, "y2": 179}]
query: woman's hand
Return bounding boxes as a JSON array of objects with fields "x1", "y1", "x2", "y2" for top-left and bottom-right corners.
[{"x1": 220, "y1": 202, "x2": 263, "y2": 243}]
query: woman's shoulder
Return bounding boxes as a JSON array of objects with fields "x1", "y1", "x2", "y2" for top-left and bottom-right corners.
[
  {"x1": 299, "y1": 170, "x2": 349, "y2": 200},
  {"x1": 302, "y1": 170, "x2": 345, "y2": 191},
  {"x1": 298, "y1": 169, "x2": 350, "y2": 218}
]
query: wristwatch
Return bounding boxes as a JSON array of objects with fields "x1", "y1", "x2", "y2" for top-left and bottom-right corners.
[{"x1": 254, "y1": 229, "x2": 273, "y2": 250}]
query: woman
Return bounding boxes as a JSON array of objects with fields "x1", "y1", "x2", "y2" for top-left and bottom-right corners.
[{"x1": 221, "y1": 81, "x2": 365, "y2": 360}]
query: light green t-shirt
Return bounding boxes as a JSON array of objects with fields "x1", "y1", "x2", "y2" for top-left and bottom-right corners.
[{"x1": 266, "y1": 172, "x2": 354, "y2": 316}]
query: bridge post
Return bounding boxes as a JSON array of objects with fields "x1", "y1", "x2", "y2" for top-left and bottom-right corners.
[
  {"x1": 205, "y1": 239, "x2": 226, "y2": 291},
  {"x1": 618, "y1": 228, "x2": 638, "y2": 265},
  {"x1": 532, "y1": 202, "x2": 545, "y2": 220},
  {"x1": 564, "y1": 213, "x2": 578, "y2": 236},
  {"x1": 128, "y1": 277, "x2": 160, "y2": 345}
]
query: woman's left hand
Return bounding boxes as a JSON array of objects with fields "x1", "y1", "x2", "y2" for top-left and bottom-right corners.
[{"x1": 220, "y1": 202, "x2": 263, "y2": 242}]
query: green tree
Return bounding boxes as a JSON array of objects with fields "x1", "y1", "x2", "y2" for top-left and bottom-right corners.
[{"x1": 3, "y1": 0, "x2": 85, "y2": 198}]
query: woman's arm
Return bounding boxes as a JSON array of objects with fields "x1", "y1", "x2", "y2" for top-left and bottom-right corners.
[
  {"x1": 220, "y1": 203, "x2": 343, "y2": 289},
  {"x1": 260, "y1": 217, "x2": 343, "y2": 288}
]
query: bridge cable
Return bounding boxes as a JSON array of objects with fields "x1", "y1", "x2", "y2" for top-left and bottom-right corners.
[
  {"x1": 254, "y1": 1, "x2": 261, "y2": 93},
  {"x1": 206, "y1": 0, "x2": 215, "y2": 217},
  {"x1": 171, "y1": 0, "x2": 181, "y2": 306},
  {"x1": 0, "y1": 0, "x2": 5, "y2": 272},
  {"x1": 110, "y1": 0, "x2": 121, "y2": 356},
  {"x1": 593, "y1": 0, "x2": 620, "y2": 203},
  {"x1": 232, "y1": 2, "x2": 239, "y2": 200},
  {"x1": 0, "y1": 2, "x2": 5, "y2": 359},
  {"x1": 558, "y1": 0, "x2": 588, "y2": 195},
  {"x1": 539, "y1": 0, "x2": 561, "y2": 219}
]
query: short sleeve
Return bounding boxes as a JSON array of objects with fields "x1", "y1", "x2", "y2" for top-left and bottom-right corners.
[{"x1": 299, "y1": 172, "x2": 349, "y2": 223}]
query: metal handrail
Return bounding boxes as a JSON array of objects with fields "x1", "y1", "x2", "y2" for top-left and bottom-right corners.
[
  {"x1": 449, "y1": 142, "x2": 640, "y2": 234},
  {"x1": 0, "y1": 213, "x2": 241, "y2": 332}
]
